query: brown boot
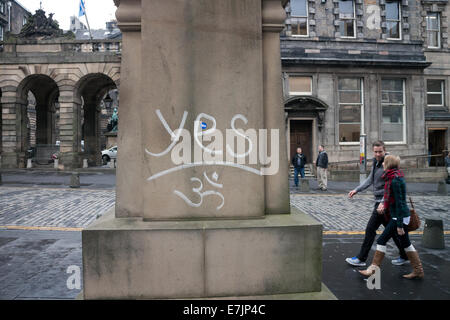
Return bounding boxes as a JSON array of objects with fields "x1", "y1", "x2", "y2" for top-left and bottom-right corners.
[
  {"x1": 403, "y1": 251, "x2": 424, "y2": 279},
  {"x1": 359, "y1": 250, "x2": 385, "y2": 276}
]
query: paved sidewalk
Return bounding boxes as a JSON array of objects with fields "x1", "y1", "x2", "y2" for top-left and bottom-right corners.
[
  {"x1": 0, "y1": 187, "x2": 115, "y2": 229},
  {"x1": 291, "y1": 194, "x2": 450, "y2": 231}
]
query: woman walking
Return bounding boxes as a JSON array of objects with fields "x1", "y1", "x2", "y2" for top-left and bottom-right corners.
[{"x1": 359, "y1": 155, "x2": 424, "y2": 279}]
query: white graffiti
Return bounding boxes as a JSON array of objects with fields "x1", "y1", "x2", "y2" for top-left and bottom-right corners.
[
  {"x1": 174, "y1": 172, "x2": 225, "y2": 210},
  {"x1": 194, "y1": 113, "x2": 223, "y2": 156},
  {"x1": 145, "y1": 109, "x2": 188, "y2": 157},
  {"x1": 366, "y1": 5, "x2": 381, "y2": 30},
  {"x1": 226, "y1": 114, "x2": 253, "y2": 159}
]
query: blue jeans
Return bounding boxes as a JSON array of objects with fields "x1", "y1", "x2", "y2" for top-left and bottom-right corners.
[
  {"x1": 294, "y1": 167, "x2": 305, "y2": 186},
  {"x1": 377, "y1": 218, "x2": 411, "y2": 249}
]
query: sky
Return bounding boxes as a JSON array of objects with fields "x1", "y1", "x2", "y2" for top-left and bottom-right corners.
[{"x1": 17, "y1": 0, "x2": 117, "y2": 31}]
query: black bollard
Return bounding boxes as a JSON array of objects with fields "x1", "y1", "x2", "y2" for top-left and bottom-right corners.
[
  {"x1": 422, "y1": 218, "x2": 445, "y2": 249},
  {"x1": 70, "y1": 172, "x2": 80, "y2": 188}
]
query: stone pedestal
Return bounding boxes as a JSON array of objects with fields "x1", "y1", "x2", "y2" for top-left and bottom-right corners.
[
  {"x1": 82, "y1": 0, "x2": 327, "y2": 300},
  {"x1": 83, "y1": 208, "x2": 323, "y2": 299},
  {"x1": 104, "y1": 132, "x2": 118, "y2": 149}
]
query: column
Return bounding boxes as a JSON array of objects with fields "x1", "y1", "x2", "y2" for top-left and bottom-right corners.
[
  {"x1": 262, "y1": 0, "x2": 291, "y2": 214},
  {"x1": 114, "y1": 0, "x2": 143, "y2": 218}
]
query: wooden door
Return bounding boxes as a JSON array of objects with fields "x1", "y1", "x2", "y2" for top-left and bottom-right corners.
[
  {"x1": 429, "y1": 129, "x2": 446, "y2": 166},
  {"x1": 290, "y1": 120, "x2": 312, "y2": 164}
]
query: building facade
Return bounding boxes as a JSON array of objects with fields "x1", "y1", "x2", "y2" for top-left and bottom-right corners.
[
  {"x1": 282, "y1": 0, "x2": 449, "y2": 168},
  {"x1": 0, "y1": 0, "x2": 30, "y2": 41}
]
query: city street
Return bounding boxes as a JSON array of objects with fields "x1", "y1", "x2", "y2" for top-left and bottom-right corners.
[{"x1": 0, "y1": 171, "x2": 449, "y2": 299}]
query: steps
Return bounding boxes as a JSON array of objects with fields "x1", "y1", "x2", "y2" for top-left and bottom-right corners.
[{"x1": 289, "y1": 164, "x2": 315, "y2": 178}]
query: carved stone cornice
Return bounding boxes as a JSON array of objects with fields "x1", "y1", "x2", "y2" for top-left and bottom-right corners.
[
  {"x1": 262, "y1": 0, "x2": 287, "y2": 33},
  {"x1": 114, "y1": 0, "x2": 141, "y2": 32}
]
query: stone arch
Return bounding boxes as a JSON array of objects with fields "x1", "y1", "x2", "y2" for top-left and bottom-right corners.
[
  {"x1": 15, "y1": 74, "x2": 60, "y2": 166},
  {"x1": 74, "y1": 73, "x2": 119, "y2": 166},
  {"x1": 284, "y1": 96, "x2": 328, "y2": 131}
]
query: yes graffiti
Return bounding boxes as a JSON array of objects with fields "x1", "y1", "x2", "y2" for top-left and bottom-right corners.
[{"x1": 144, "y1": 109, "x2": 281, "y2": 210}]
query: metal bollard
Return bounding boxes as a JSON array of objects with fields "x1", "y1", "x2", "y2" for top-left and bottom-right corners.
[
  {"x1": 27, "y1": 158, "x2": 33, "y2": 169},
  {"x1": 54, "y1": 159, "x2": 59, "y2": 169},
  {"x1": 300, "y1": 179, "x2": 310, "y2": 192},
  {"x1": 422, "y1": 218, "x2": 445, "y2": 249},
  {"x1": 83, "y1": 159, "x2": 88, "y2": 169},
  {"x1": 70, "y1": 172, "x2": 80, "y2": 188},
  {"x1": 437, "y1": 180, "x2": 447, "y2": 196}
]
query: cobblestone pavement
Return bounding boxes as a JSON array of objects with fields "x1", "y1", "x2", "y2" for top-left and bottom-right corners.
[
  {"x1": 1, "y1": 185, "x2": 448, "y2": 232},
  {"x1": 0, "y1": 187, "x2": 115, "y2": 229},
  {"x1": 291, "y1": 194, "x2": 450, "y2": 231}
]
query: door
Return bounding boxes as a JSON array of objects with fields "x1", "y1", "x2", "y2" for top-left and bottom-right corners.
[
  {"x1": 290, "y1": 120, "x2": 313, "y2": 164},
  {"x1": 428, "y1": 129, "x2": 446, "y2": 166}
]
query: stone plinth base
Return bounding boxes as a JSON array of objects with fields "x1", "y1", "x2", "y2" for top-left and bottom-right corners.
[
  {"x1": 105, "y1": 132, "x2": 117, "y2": 149},
  {"x1": 82, "y1": 208, "x2": 323, "y2": 299}
]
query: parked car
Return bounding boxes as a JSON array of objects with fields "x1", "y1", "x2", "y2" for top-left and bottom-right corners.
[{"x1": 101, "y1": 146, "x2": 117, "y2": 165}]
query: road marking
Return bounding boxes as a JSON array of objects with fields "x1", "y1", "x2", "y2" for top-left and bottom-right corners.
[
  {"x1": 0, "y1": 225, "x2": 83, "y2": 232},
  {"x1": 324, "y1": 230, "x2": 450, "y2": 235}
]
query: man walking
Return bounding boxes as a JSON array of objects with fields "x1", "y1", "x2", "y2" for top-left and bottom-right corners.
[
  {"x1": 345, "y1": 140, "x2": 409, "y2": 267},
  {"x1": 316, "y1": 145, "x2": 328, "y2": 191},
  {"x1": 292, "y1": 147, "x2": 307, "y2": 188}
]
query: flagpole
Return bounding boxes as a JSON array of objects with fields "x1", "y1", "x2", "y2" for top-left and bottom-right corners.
[
  {"x1": 84, "y1": 11, "x2": 93, "y2": 40},
  {"x1": 79, "y1": 0, "x2": 93, "y2": 40}
]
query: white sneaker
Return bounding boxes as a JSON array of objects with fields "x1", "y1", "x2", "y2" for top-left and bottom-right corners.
[
  {"x1": 391, "y1": 257, "x2": 410, "y2": 266},
  {"x1": 345, "y1": 256, "x2": 366, "y2": 267}
]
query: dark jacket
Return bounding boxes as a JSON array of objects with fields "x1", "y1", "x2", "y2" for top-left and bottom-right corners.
[
  {"x1": 445, "y1": 156, "x2": 450, "y2": 168},
  {"x1": 316, "y1": 151, "x2": 328, "y2": 169},
  {"x1": 355, "y1": 157, "x2": 386, "y2": 201},
  {"x1": 390, "y1": 177, "x2": 411, "y2": 227},
  {"x1": 292, "y1": 153, "x2": 307, "y2": 168}
]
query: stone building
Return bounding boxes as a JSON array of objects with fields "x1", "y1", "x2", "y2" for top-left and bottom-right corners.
[
  {"x1": 0, "y1": 9, "x2": 120, "y2": 169},
  {"x1": 0, "y1": 0, "x2": 31, "y2": 41},
  {"x1": 282, "y1": 0, "x2": 449, "y2": 169}
]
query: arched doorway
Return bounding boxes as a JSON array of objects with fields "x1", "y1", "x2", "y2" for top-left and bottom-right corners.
[
  {"x1": 17, "y1": 74, "x2": 59, "y2": 166},
  {"x1": 76, "y1": 74, "x2": 118, "y2": 166},
  {"x1": 285, "y1": 96, "x2": 328, "y2": 163}
]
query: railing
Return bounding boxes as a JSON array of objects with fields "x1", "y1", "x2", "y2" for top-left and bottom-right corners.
[
  {"x1": 0, "y1": 39, "x2": 122, "y2": 55},
  {"x1": 327, "y1": 153, "x2": 448, "y2": 170}
]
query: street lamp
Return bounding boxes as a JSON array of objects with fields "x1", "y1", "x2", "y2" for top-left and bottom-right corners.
[{"x1": 103, "y1": 93, "x2": 113, "y2": 111}]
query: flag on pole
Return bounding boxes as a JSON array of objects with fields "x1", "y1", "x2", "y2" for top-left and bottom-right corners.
[{"x1": 79, "y1": 0, "x2": 86, "y2": 17}]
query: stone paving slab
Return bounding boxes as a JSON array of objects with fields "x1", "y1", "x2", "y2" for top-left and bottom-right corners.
[
  {"x1": 0, "y1": 187, "x2": 115, "y2": 229},
  {"x1": 291, "y1": 194, "x2": 450, "y2": 231},
  {"x1": 0, "y1": 230, "x2": 82, "y2": 300}
]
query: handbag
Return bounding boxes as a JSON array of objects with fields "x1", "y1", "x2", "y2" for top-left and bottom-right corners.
[{"x1": 407, "y1": 197, "x2": 421, "y2": 232}]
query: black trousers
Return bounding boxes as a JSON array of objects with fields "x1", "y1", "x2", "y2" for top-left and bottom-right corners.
[
  {"x1": 357, "y1": 202, "x2": 408, "y2": 262},
  {"x1": 377, "y1": 219, "x2": 411, "y2": 248}
]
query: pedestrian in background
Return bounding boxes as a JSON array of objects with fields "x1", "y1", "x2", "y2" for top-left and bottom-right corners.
[
  {"x1": 445, "y1": 152, "x2": 450, "y2": 184},
  {"x1": 346, "y1": 140, "x2": 408, "y2": 267},
  {"x1": 292, "y1": 147, "x2": 307, "y2": 188},
  {"x1": 316, "y1": 145, "x2": 328, "y2": 191},
  {"x1": 359, "y1": 155, "x2": 424, "y2": 279}
]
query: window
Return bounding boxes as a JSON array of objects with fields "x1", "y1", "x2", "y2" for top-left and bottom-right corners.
[
  {"x1": 426, "y1": 13, "x2": 440, "y2": 48},
  {"x1": 381, "y1": 79, "x2": 405, "y2": 143},
  {"x1": 289, "y1": 76, "x2": 312, "y2": 95},
  {"x1": 0, "y1": 2, "x2": 5, "y2": 15},
  {"x1": 23, "y1": 16, "x2": 28, "y2": 26},
  {"x1": 338, "y1": 78, "x2": 364, "y2": 143},
  {"x1": 427, "y1": 80, "x2": 445, "y2": 107},
  {"x1": 338, "y1": 0, "x2": 355, "y2": 38},
  {"x1": 0, "y1": 25, "x2": 4, "y2": 42},
  {"x1": 386, "y1": 1, "x2": 401, "y2": 39},
  {"x1": 290, "y1": 0, "x2": 308, "y2": 36}
]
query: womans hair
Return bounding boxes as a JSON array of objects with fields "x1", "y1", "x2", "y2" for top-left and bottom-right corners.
[{"x1": 384, "y1": 155, "x2": 401, "y2": 170}]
